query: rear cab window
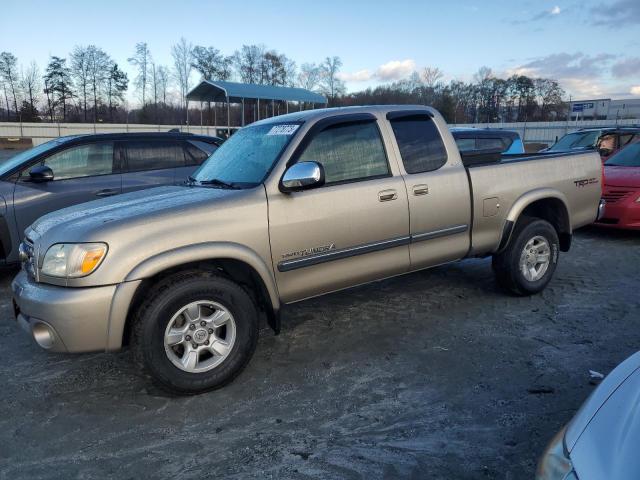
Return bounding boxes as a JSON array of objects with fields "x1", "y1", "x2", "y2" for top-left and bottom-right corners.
[{"x1": 389, "y1": 115, "x2": 447, "y2": 173}]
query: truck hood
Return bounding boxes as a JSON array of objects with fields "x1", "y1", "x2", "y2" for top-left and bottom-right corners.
[
  {"x1": 603, "y1": 166, "x2": 640, "y2": 188},
  {"x1": 569, "y1": 357, "x2": 640, "y2": 478},
  {"x1": 27, "y1": 186, "x2": 237, "y2": 241}
]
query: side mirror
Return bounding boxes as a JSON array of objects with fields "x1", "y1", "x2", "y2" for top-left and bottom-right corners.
[
  {"x1": 281, "y1": 161, "x2": 325, "y2": 192},
  {"x1": 28, "y1": 165, "x2": 54, "y2": 183}
]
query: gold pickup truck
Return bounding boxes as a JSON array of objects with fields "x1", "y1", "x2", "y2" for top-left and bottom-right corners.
[{"x1": 12, "y1": 106, "x2": 603, "y2": 393}]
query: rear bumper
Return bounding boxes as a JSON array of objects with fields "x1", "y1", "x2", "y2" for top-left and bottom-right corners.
[{"x1": 11, "y1": 270, "x2": 117, "y2": 353}]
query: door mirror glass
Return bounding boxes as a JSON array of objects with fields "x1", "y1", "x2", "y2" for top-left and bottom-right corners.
[
  {"x1": 281, "y1": 161, "x2": 325, "y2": 192},
  {"x1": 28, "y1": 165, "x2": 54, "y2": 183}
]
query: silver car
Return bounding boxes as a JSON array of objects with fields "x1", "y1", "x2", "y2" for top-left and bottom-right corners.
[{"x1": 537, "y1": 351, "x2": 640, "y2": 479}]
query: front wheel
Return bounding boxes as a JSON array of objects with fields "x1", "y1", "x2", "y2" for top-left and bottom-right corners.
[
  {"x1": 492, "y1": 217, "x2": 559, "y2": 296},
  {"x1": 131, "y1": 271, "x2": 259, "y2": 394}
]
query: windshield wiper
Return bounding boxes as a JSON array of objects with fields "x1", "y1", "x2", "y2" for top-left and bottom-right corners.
[{"x1": 187, "y1": 176, "x2": 238, "y2": 189}]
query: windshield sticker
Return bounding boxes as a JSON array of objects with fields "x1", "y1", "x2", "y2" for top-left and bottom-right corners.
[{"x1": 267, "y1": 124, "x2": 300, "y2": 136}]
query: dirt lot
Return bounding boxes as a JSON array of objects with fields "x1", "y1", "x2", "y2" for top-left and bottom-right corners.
[{"x1": 0, "y1": 227, "x2": 638, "y2": 479}]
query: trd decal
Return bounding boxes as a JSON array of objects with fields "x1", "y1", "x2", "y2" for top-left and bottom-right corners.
[{"x1": 574, "y1": 178, "x2": 598, "y2": 187}]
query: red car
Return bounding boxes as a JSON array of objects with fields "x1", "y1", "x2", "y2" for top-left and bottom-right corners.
[{"x1": 597, "y1": 141, "x2": 640, "y2": 229}]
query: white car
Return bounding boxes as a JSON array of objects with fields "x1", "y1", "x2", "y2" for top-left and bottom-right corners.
[{"x1": 537, "y1": 351, "x2": 640, "y2": 479}]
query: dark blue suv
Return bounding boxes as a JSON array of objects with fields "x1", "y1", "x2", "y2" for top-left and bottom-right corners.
[{"x1": 0, "y1": 132, "x2": 221, "y2": 264}]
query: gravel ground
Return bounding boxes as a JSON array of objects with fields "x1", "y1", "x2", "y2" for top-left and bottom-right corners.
[{"x1": 0, "y1": 226, "x2": 638, "y2": 479}]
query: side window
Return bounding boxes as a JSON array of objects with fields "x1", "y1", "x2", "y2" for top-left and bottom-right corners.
[
  {"x1": 184, "y1": 140, "x2": 216, "y2": 166},
  {"x1": 455, "y1": 138, "x2": 476, "y2": 152},
  {"x1": 477, "y1": 137, "x2": 506, "y2": 151},
  {"x1": 390, "y1": 116, "x2": 447, "y2": 173},
  {"x1": 298, "y1": 121, "x2": 389, "y2": 184},
  {"x1": 619, "y1": 134, "x2": 635, "y2": 148},
  {"x1": 43, "y1": 142, "x2": 115, "y2": 180},
  {"x1": 126, "y1": 140, "x2": 185, "y2": 172}
]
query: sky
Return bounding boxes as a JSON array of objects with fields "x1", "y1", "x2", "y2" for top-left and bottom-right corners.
[{"x1": 2, "y1": 0, "x2": 639, "y2": 103}]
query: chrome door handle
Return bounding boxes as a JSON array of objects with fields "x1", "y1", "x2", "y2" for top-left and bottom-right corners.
[
  {"x1": 95, "y1": 188, "x2": 119, "y2": 197},
  {"x1": 378, "y1": 189, "x2": 398, "y2": 202},
  {"x1": 412, "y1": 184, "x2": 429, "y2": 196}
]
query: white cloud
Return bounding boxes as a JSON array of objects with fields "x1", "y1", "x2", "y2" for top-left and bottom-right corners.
[
  {"x1": 338, "y1": 59, "x2": 417, "y2": 84},
  {"x1": 631, "y1": 86, "x2": 640, "y2": 95},
  {"x1": 375, "y1": 59, "x2": 416, "y2": 81},
  {"x1": 550, "y1": 5, "x2": 561, "y2": 15},
  {"x1": 336, "y1": 69, "x2": 372, "y2": 82}
]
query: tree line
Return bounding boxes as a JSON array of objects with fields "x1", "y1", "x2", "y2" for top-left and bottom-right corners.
[{"x1": 0, "y1": 42, "x2": 567, "y2": 126}]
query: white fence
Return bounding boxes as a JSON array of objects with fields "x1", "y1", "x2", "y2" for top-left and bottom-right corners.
[
  {"x1": 451, "y1": 118, "x2": 640, "y2": 145},
  {"x1": 0, "y1": 122, "x2": 236, "y2": 146},
  {"x1": 1, "y1": 118, "x2": 639, "y2": 147}
]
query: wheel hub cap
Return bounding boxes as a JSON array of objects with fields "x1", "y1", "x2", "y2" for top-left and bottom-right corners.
[
  {"x1": 163, "y1": 300, "x2": 236, "y2": 373},
  {"x1": 519, "y1": 235, "x2": 551, "y2": 282}
]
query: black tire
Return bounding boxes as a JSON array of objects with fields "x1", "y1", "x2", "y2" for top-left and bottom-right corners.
[
  {"x1": 492, "y1": 217, "x2": 559, "y2": 296},
  {"x1": 131, "y1": 270, "x2": 258, "y2": 394}
]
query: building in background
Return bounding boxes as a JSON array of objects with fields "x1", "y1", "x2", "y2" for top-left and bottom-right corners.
[{"x1": 569, "y1": 98, "x2": 640, "y2": 121}]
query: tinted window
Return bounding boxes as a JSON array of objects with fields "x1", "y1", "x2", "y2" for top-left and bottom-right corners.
[
  {"x1": 184, "y1": 141, "x2": 216, "y2": 166},
  {"x1": 548, "y1": 131, "x2": 600, "y2": 151},
  {"x1": 605, "y1": 143, "x2": 640, "y2": 167},
  {"x1": 390, "y1": 116, "x2": 447, "y2": 173},
  {"x1": 298, "y1": 121, "x2": 389, "y2": 184},
  {"x1": 43, "y1": 142, "x2": 114, "y2": 180},
  {"x1": 126, "y1": 140, "x2": 184, "y2": 172},
  {"x1": 477, "y1": 137, "x2": 506, "y2": 150},
  {"x1": 455, "y1": 138, "x2": 476, "y2": 152}
]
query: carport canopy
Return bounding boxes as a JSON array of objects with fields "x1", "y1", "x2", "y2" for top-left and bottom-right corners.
[{"x1": 186, "y1": 80, "x2": 327, "y2": 105}]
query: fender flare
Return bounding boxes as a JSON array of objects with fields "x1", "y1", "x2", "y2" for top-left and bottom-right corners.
[
  {"x1": 498, "y1": 188, "x2": 572, "y2": 252},
  {"x1": 106, "y1": 242, "x2": 280, "y2": 351}
]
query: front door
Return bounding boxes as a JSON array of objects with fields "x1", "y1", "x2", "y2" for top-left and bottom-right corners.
[
  {"x1": 13, "y1": 140, "x2": 122, "y2": 238},
  {"x1": 267, "y1": 117, "x2": 410, "y2": 303},
  {"x1": 385, "y1": 112, "x2": 471, "y2": 270}
]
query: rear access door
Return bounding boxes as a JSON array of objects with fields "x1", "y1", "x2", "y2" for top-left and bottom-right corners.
[{"x1": 384, "y1": 111, "x2": 471, "y2": 270}]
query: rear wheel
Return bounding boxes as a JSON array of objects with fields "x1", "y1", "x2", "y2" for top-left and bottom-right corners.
[
  {"x1": 492, "y1": 217, "x2": 559, "y2": 295},
  {"x1": 131, "y1": 271, "x2": 258, "y2": 394}
]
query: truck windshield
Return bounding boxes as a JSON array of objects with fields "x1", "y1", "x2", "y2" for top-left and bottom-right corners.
[
  {"x1": 548, "y1": 131, "x2": 600, "y2": 151},
  {"x1": 191, "y1": 123, "x2": 301, "y2": 188},
  {"x1": 605, "y1": 143, "x2": 640, "y2": 167}
]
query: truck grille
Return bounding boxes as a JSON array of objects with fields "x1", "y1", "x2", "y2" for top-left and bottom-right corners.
[
  {"x1": 601, "y1": 189, "x2": 634, "y2": 204},
  {"x1": 19, "y1": 238, "x2": 36, "y2": 280}
]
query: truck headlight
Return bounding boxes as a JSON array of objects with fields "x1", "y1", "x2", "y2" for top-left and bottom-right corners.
[
  {"x1": 41, "y1": 243, "x2": 108, "y2": 278},
  {"x1": 536, "y1": 426, "x2": 576, "y2": 480}
]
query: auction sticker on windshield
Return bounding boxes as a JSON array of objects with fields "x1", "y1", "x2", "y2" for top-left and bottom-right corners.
[{"x1": 267, "y1": 124, "x2": 300, "y2": 136}]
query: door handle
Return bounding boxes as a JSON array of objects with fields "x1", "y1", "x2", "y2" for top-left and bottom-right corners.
[
  {"x1": 412, "y1": 184, "x2": 429, "y2": 196},
  {"x1": 94, "y1": 188, "x2": 119, "y2": 197},
  {"x1": 378, "y1": 189, "x2": 398, "y2": 202}
]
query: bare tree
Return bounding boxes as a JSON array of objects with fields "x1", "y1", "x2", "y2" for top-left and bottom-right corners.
[
  {"x1": 298, "y1": 63, "x2": 320, "y2": 91},
  {"x1": 157, "y1": 66, "x2": 170, "y2": 104},
  {"x1": 128, "y1": 42, "x2": 151, "y2": 106},
  {"x1": 319, "y1": 56, "x2": 345, "y2": 104},
  {"x1": 70, "y1": 46, "x2": 91, "y2": 120},
  {"x1": 171, "y1": 37, "x2": 194, "y2": 118},
  {"x1": 0, "y1": 52, "x2": 20, "y2": 119},
  {"x1": 86, "y1": 45, "x2": 111, "y2": 121},
  {"x1": 20, "y1": 61, "x2": 41, "y2": 120},
  {"x1": 422, "y1": 67, "x2": 444, "y2": 88},
  {"x1": 233, "y1": 44, "x2": 265, "y2": 84}
]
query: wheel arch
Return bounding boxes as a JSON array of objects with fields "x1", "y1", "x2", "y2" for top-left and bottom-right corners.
[
  {"x1": 498, "y1": 189, "x2": 572, "y2": 253},
  {"x1": 108, "y1": 242, "x2": 280, "y2": 351}
]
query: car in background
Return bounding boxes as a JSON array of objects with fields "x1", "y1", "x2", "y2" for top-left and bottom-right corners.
[
  {"x1": 450, "y1": 128, "x2": 525, "y2": 154},
  {"x1": 536, "y1": 350, "x2": 640, "y2": 479},
  {"x1": 0, "y1": 132, "x2": 221, "y2": 264},
  {"x1": 544, "y1": 127, "x2": 640, "y2": 162},
  {"x1": 596, "y1": 140, "x2": 640, "y2": 230}
]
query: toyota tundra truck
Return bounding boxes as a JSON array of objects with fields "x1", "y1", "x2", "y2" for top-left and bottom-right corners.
[{"x1": 12, "y1": 106, "x2": 604, "y2": 394}]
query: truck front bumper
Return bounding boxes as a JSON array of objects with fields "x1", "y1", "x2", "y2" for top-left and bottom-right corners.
[{"x1": 12, "y1": 270, "x2": 119, "y2": 353}]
